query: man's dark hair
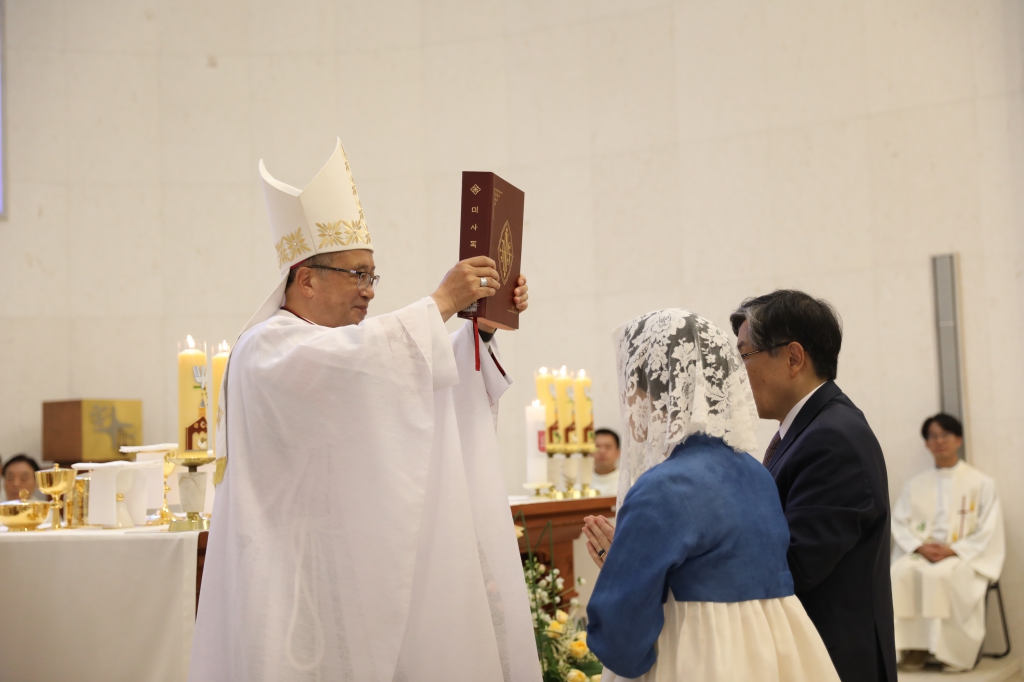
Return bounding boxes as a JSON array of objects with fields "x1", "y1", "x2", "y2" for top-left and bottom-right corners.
[
  {"x1": 921, "y1": 413, "x2": 963, "y2": 440},
  {"x1": 285, "y1": 252, "x2": 337, "y2": 289},
  {"x1": 594, "y1": 428, "x2": 620, "y2": 449},
  {"x1": 729, "y1": 290, "x2": 843, "y2": 381},
  {"x1": 2, "y1": 454, "x2": 40, "y2": 477}
]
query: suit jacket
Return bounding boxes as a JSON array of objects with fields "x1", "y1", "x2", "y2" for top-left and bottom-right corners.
[{"x1": 768, "y1": 381, "x2": 897, "y2": 682}]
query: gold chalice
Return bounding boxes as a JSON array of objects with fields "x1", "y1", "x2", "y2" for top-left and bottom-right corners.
[
  {"x1": 35, "y1": 464, "x2": 76, "y2": 530},
  {"x1": 168, "y1": 452, "x2": 216, "y2": 532},
  {"x1": 0, "y1": 490, "x2": 49, "y2": 531},
  {"x1": 147, "y1": 451, "x2": 180, "y2": 526}
]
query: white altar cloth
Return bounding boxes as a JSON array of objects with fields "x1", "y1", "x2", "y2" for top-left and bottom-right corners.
[{"x1": 0, "y1": 526, "x2": 200, "y2": 682}]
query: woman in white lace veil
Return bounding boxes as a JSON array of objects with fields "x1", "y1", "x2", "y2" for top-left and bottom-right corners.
[
  {"x1": 586, "y1": 308, "x2": 840, "y2": 682},
  {"x1": 613, "y1": 308, "x2": 760, "y2": 507}
]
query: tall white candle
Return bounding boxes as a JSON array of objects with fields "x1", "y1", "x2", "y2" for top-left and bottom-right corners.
[{"x1": 525, "y1": 400, "x2": 548, "y2": 483}]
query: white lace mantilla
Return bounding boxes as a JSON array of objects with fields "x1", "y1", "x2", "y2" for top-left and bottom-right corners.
[{"x1": 613, "y1": 309, "x2": 760, "y2": 506}]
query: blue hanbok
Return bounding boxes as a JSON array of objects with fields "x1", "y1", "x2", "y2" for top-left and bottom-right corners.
[{"x1": 587, "y1": 436, "x2": 838, "y2": 682}]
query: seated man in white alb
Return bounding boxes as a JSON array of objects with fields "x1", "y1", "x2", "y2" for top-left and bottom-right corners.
[
  {"x1": 891, "y1": 413, "x2": 1004, "y2": 671},
  {"x1": 591, "y1": 428, "x2": 620, "y2": 498}
]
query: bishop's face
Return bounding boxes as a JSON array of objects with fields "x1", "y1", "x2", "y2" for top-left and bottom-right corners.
[{"x1": 307, "y1": 249, "x2": 377, "y2": 327}]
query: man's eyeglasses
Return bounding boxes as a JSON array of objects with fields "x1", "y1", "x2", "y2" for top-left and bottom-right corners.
[
  {"x1": 306, "y1": 265, "x2": 380, "y2": 291},
  {"x1": 740, "y1": 342, "x2": 790, "y2": 360}
]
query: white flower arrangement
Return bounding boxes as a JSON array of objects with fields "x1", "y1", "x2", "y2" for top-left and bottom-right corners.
[{"x1": 523, "y1": 556, "x2": 603, "y2": 682}]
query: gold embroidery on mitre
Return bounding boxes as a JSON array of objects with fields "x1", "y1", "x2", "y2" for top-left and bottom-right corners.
[
  {"x1": 316, "y1": 220, "x2": 346, "y2": 249},
  {"x1": 340, "y1": 219, "x2": 371, "y2": 245},
  {"x1": 275, "y1": 239, "x2": 290, "y2": 268},
  {"x1": 283, "y1": 228, "x2": 311, "y2": 260},
  {"x1": 498, "y1": 220, "x2": 514, "y2": 285}
]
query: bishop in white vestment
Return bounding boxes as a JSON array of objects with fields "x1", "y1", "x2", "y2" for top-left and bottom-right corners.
[
  {"x1": 188, "y1": 140, "x2": 541, "y2": 682},
  {"x1": 891, "y1": 415, "x2": 1004, "y2": 671}
]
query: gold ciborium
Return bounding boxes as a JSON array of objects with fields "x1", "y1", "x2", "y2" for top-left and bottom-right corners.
[
  {"x1": 168, "y1": 452, "x2": 215, "y2": 532},
  {"x1": 35, "y1": 464, "x2": 76, "y2": 530},
  {"x1": 0, "y1": 490, "x2": 49, "y2": 531}
]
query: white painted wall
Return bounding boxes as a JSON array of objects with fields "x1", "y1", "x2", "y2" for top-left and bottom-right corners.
[{"x1": 2, "y1": 0, "x2": 1022, "y2": 651}]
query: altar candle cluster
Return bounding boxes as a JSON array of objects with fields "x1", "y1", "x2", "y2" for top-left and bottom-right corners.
[
  {"x1": 177, "y1": 336, "x2": 208, "y2": 452},
  {"x1": 531, "y1": 366, "x2": 595, "y2": 456}
]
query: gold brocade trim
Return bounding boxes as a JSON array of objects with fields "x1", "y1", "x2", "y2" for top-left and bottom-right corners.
[
  {"x1": 275, "y1": 228, "x2": 312, "y2": 267},
  {"x1": 498, "y1": 220, "x2": 513, "y2": 285},
  {"x1": 213, "y1": 456, "x2": 227, "y2": 486}
]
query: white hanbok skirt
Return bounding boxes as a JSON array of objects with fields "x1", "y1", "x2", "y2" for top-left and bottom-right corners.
[{"x1": 602, "y1": 595, "x2": 839, "y2": 682}]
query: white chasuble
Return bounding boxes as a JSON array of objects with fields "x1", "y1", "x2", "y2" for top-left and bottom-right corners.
[
  {"x1": 890, "y1": 460, "x2": 1004, "y2": 670},
  {"x1": 188, "y1": 298, "x2": 541, "y2": 682}
]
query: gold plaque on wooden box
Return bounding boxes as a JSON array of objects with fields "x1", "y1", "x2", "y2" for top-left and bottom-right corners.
[{"x1": 42, "y1": 400, "x2": 143, "y2": 464}]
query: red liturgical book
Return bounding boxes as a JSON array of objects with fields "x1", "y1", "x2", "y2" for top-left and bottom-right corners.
[{"x1": 457, "y1": 171, "x2": 525, "y2": 331}]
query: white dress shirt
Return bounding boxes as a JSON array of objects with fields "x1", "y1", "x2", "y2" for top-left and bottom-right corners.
[{"x1": 778, "y1": 382, "x2": 826, "y2": 439}]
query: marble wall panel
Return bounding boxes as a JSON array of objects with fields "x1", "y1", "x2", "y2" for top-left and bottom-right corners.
[
  {"x1": 66, "y1": 183, "x2": 162, "y2": 317},
  {"x1": 588, "y1": 6, "x2": 676, "y2": 156},
  {"x1": 249, "y1": 54, "x2": 340, "y2": 185},
  {"x1": 63, "y1": 0, "x2": 159, "y2": 54},
  {"x1": 66, "y1": 52, "x2": 161, "y2": 184},
  {"x1": 0, "y1": 317, "x2": 71, "y2": 457},
  {"x1": 972, "y1": 0, "x2": 1024, "y2": 97},
  {"x1": 673, "y1": 0, "x2": 767, "y2": 141},
  {"x1": 421, "y1": 39, "x2": 510, "y2": 174},
  {"x1": 4, "y1": 0, "x2": 65, "y2": 50},
  {"x1": 156, "y1": 0, "x2": 249, "y2": 55},
  {"x1": 160, "y1": 183, "x2": 255, "y2": 317},
  {"x1": 862, "y1": 0, "x2": 976, "y2": 114},
  {"x1": 336, "y1": 48, "x2": 424, "y2": 183},
  {"x1": 159, "y1": 55, "x2": 253, "y2": 184},
  {"x1": 247, "y1": 0, "x2": 337, "y2": 54},
  {"x1": 336, "y1": 0, "x2": 422, "y2": 51},
  {"x1": 5, "y1": 49, "x2": 66, "y2": 184},
  {"x1": 761, "y1": 0, "x2": 867, "y2": 129},
  {"x1": 0, "y1": 182, "x2": 70, "y2": 317},
  {"x1": 421, "y1": 0, "x2": 504, "y2": 45},
  {"x1": 866, "y1": 102, "x2": 982, "y2": 268},
  {"x1": 506, "y1": 25, "x2": 591, "y2": 166}
]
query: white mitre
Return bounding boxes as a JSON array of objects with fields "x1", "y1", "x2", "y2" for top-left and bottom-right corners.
[{"x1": 242, "y1": 138, "x2": 373, "y2": 334}]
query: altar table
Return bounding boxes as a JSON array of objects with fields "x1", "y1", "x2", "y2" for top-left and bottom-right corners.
[
  {"x1": 0, "y1": 526, "x2": 205, "y2": 682},
  {"x1": 510, "y1": 495, "x2": 617, "y2": 600}
]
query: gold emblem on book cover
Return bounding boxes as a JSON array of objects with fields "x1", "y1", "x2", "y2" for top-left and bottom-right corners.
[
  {"x1": 498, "y1": 221, "x2": 513, "y2": 285},
  {"x1": 470, "y1": 184, "x2": 481, "y2": 195}
]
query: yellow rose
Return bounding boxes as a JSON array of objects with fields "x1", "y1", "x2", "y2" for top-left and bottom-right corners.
[
  {"x1": 545, "y1": 620, "x2": 564, "y2": 639},
  {"x1": 568, "y1": 639, "x2": 589, "y2": 660},
  {"x1": 555, "y1": 609, "x2": 569, "y2": 624},
  {"x1": 590, "y1": 676, "x2": 602, "y2": 682},
  {"x1": 575, "y1": 631, "x2": 587, "y2": 644},
  {"x1": 565, "y1": 670, "x2": 587, "y2": 682}
]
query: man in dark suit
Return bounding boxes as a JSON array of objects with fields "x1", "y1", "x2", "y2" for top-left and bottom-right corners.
[{"x1": 731, "y1": 290, "x2": 897, "y2": 682}]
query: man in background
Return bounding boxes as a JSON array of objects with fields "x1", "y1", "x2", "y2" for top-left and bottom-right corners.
[
  {"x1": 592, "y1": 428, "x2": 620, "y2": 498},
  {"x1": 2, "y1": 454, "x2": 41, "y2": 501},
  {"x1": 891, "y1": 413, "x2": 1003, "y2": 671},
  {"x1": 731, "y1": 289, "x2": 897, "y2": 682}
]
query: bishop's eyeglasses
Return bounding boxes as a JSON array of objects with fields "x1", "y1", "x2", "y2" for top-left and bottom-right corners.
[{"x1": 306, "y1": 265, "x2": 381, "y2": 291}]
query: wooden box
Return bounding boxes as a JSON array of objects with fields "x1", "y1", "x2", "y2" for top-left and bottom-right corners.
[{"x1": 42, "y1": 400, "x2": 143, "y2": 464}]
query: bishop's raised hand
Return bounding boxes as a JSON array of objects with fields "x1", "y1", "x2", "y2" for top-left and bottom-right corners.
[{"x1": 431, "y1": 256, "x2": 501, "y2": 322}]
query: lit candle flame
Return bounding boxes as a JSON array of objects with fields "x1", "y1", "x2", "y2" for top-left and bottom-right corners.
[
  {"x1": 538, "y1": 367, "x2": 548, "y2": 374},
  {"x1": 578, "y1": 369, "x2": 586, "y2": 378},
  {"x1": 532, "y1": 399, "x2": 541, "y2": 407},
  {"x1": 218, "y1": 341, "x2": 230, "y2": 353},
  {"x1": 559, "y1": 365, "x2": 567, "y2": 376},
  {"x1": 187, "y1": 334, "x2": 195, "y2": 349}
]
